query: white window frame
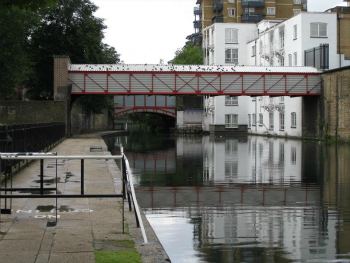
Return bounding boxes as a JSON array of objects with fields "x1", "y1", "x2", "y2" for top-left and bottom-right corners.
[
  {"x1": 267, "y1": 7, "x2": 276, "y2": 16},
  {"x1": 252, "y1": 114, "x2": 256, "y2": 126},
  {"x1": 225, "y1": 28, "x2": 238, "y2": 44},
  {"x1": 225, "y1": 96, "x2": 238, "y2": 106},
  {"x1": 225, "y1": 114, "x2": 238, "y2": 128},
  {"x1": 293, "y1": 24, "x2": 297, "y2": 40},
  {"x1": 279, "y1": 27, "x2": 285, "y2": 49},
  {"x1": 310, "y1": 22, "x2": 328, "y2": 38},
  {"x1": 293, "y1": 0, "x2": 301, "y2": 4},
  {"x1": 279, "y1": 112, "x2": 285, "y2": 131},
  {"x1": 294, "y1": 52, "x2": 297, "y2": 66},
  {"x1": 291, "y1": 112, "x2": 297, "y2": 128},
  {"x1": 225, "y1": 48, "x2": 238, "y2": 64},
  {"x1": 227, "y1": 8, "x2": 236, "y2": 17}
]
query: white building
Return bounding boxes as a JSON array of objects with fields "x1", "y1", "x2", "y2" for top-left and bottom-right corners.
[{"x1": 202, "y1": 12, "x2": 350, "y2": 137}]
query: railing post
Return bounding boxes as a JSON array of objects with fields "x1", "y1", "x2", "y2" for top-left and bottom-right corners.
[
  {"x1": 122, "y1": 156, "x2": 126, "y2": 200},
  {"x1": 40, "y1": 159, "x2": 44, "y2": 195},
  {"x1": 81, "y1": 159, "x2": 84, "y2": 195}
]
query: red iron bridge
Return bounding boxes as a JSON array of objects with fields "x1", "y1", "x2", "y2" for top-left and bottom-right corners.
[{"x1": 68, "y1": 64, "x2": 321, "y2": 96}]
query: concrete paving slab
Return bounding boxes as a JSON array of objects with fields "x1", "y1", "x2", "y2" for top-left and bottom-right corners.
[
  {"x1": 49, "y1": 252, "x2": 95, "y2": 263},
  {"x1": 0, "y1": 252, "x2": 37, "y2": 263},
  {"x1": 0, "y1": 134, "x2": 170, "y2": 263}
]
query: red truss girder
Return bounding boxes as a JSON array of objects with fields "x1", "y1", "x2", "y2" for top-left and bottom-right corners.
[{"x1": 69, "y1": 70, "x2": 322, "y2": 96}]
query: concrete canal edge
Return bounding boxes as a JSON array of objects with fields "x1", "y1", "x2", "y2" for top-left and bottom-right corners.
[{"x1": 99, "y1": 132, "x2": 171, "y2": 263}]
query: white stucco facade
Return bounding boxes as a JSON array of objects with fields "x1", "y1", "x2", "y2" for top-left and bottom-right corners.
[{"x1": 202, "y1": 12, "x2": 350, "y2": 136}]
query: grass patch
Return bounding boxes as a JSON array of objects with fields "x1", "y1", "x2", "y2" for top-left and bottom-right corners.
[{"x1": 95, "y1": 250, "x2": 141, "y2": 263}]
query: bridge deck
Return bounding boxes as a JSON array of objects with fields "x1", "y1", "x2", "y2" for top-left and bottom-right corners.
[{"x1": 68, "y1": 64, "x2": 321, "y2": 96}]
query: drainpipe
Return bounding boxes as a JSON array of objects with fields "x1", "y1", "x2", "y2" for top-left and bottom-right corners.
[
  {"x1": 335, "y1": 76, "x2": 339, "y2": 142},
  {"x1": 338, "y1": 10, "x2": 342, "y2": 68}
]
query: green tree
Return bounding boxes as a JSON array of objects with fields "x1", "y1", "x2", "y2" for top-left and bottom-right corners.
[
  {"x1": 27, "y1": 0, "x2": 119, "y2": 99},
  {"x1": 171, "y1": 43, "x2": 203, "y2": 65},
  {"x1": 0, "y1": 0, "x2": 57, "y2": 99}
]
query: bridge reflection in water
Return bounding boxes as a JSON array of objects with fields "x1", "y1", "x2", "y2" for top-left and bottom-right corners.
[{"x1": 108, "y1": 134, "x2": 350, "y2": 263}]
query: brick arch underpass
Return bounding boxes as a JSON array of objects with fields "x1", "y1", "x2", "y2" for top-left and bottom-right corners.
[{"x1": 114, "y1": 106, "x2": 176, "y2": 118}]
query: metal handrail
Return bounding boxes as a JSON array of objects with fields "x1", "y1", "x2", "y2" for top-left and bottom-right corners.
[
  {"x1": 122, "y1": 152, "x2": 148, "y2": 244},
  {"x1": 0, "y1": 151, "x2": 148, "y2": 243}
]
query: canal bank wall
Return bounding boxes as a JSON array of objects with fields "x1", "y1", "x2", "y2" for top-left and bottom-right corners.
[{"x1": 0, "y1": 133, "x2": 169, "y2": 263}]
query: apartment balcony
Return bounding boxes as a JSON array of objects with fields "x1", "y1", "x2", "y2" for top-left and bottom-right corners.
[
  {"x1": 194, "y1": 6, "x2": 202, "y2": 16},
  {"x1": 212, "y1": 15, "x2": 224, "y2": 23},
  {"x1": 213, "y1": 1, "x2": 223, "y2": 13},
  {"x1": 193, "y1": 20, "x2": 202, "y2": 29},
  {"x1": 241, "y1": 0, "x2": 265, "y2": 8},
  {"x1": 241, "y1": 14, "x2": 264, "y2": 23}
]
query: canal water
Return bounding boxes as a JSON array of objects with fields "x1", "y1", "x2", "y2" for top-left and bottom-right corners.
[{"x1": 106, "y1": 132, "x2": 350, "y2": 263}]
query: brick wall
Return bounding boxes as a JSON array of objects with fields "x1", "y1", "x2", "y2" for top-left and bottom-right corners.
[
  {"x1": 0, "y1": 101, "x2": 65, "y2": 125},
  {"x1": 53, "y1": 55, "x2": 70, "y2": 101}
]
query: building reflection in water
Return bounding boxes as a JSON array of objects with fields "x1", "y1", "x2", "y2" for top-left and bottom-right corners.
[{"x1": 113, "y1": 134, "x2": 350, "y2": 262}]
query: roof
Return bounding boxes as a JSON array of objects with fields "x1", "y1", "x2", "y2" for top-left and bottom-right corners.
[{"x1": 69, "y1": 64, "x2": 320, "y2": 74}]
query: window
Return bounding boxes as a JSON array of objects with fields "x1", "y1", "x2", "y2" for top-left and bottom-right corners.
[
  {"x1": 228, "y1": 0, "x2": 235, "y2": 3},
  {"x1": 279, "y1": 26, "x2": 285, "y2": 49},
  {"x1": 310, "y1": 22, "x2": 327, "y2": 38},
  {"x1": 293, "y1": 9, "x2": 301, "y2": 16},
  {"x1": 279, "y1": 113, "x2": 285, "y2": 131},
  {"x1": 225, "y1": 28, "x2": 238, "y2": 43},
  {"x1": 248, "y1": 114, "x2": 251, "y2": 128},
  {"x1": 293, "y1": 0, "x2": 301, "y2": 4},
  {"x1": 225, "y1": 161, "x2": 238, "y2": 179},
  {"x1": 294, "y1": 52, "x2": 297, "y2": 66},
  {"x1": 225, "y1": 96, "x2": 238, "y2": 106},
  {"x1": 291, "y1": 147, "x2": 297, "y2": 165},
  {"x1": 259, "y1": 40, "x2": 263, "y2": 54},
  {"x1": 279, "y1": 56, "x2": 285, "y2": 66},
  {"x1": 252, "y1": 114, "x2": 257, "y2": 126},
  {"x1": 249, "y1": 8, "x2": 255, "y2": 14},
  {"x1": 291, "y1": 112, "x2": 297, "y2": 128},
  {"x1": 225, "y1": 48, "x2": 238, "y2": 64},
  {"x1": 288, "y1": 54, "x2": 292, "y2": 66},
  {"x1": 252, "y1": 45, "x2": 256, "y2": 57},
  {"x1": 269, "y1": 112, "x2": 274, "y2": 130},
  {"x1": 280, "y1": 96, "x2": 284, "y2": 103},
  {"x1": 225, "y1": 114, "x2": 238, "y2": 128},
  {"x1": 267, "y1": 7, "x2": 276, "y2": 16},
  {"x1": 293, "y1": 25, "x2": 297, "y2": 40},
  {"x1": 259, "y1": 113, "x2": 263, "y2": 126},
  {"x1": 225, "y1": 140, "x2": 238, "y2": 154},
  {"x1": 228, "y1": 8, "x2": 236, "y2": 17}
]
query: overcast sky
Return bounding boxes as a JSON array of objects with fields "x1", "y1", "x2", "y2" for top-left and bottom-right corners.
[{"x1": 92, "y1": 0, "x2": 348, "y2": 64}]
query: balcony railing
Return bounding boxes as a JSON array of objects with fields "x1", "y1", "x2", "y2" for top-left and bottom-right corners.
[
  {"x1": 241, "y1": 14, "x2": 264, "y2": 23},
  {"x1": 193, "y1": 20, "x2": 202, "y2": 29},
  {"x1": 241, "y1": 0, "x2": 265, "y2": 8},
  {"x1": 194, "y1": 6, "x2": 202, "y2": 16}
]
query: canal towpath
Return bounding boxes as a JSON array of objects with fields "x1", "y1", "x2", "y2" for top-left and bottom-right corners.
[{"x1": 0, "y1": 133, "x2": 169, "y2": 263}]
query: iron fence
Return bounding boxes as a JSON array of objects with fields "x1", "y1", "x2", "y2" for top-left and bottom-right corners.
[{"x1": 0, "y1": 123, "x2": 65, "y2": 175}]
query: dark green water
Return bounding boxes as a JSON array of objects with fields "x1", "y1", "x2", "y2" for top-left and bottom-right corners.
[{"x1": 106, "y1": 132, "x2": 350, "y2": 263}]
